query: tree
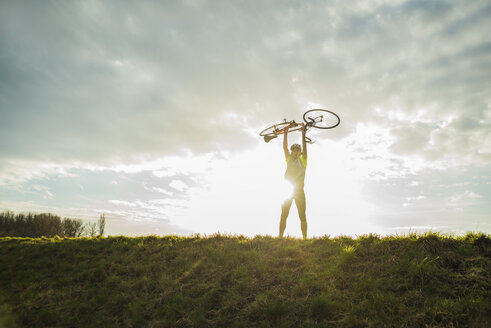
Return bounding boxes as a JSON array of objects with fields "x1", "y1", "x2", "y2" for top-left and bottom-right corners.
[
  {"x1": 1, "y1": 211, "x2": 88, "y2": 237},
  {"x1": 98, "y1": 214, "x2": 106, "y2": 236},
  {"x1": 62, "y1": 218, "x2": 85, "y2": 237},
  {"x1": 0, "y1": 211, "x2": 15, "y2": 237},
  {"x1": 86, "y1": 222, "x2": 97, "y2": 237}
]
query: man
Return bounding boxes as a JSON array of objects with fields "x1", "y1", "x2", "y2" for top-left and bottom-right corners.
[{"x1": 279, "y1": 125, "x2": 308, "y2": 240}]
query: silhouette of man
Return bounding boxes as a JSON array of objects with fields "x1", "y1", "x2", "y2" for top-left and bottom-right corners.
[{"x1": 279, "y1": 126, "x2": 308, "y2": 239}]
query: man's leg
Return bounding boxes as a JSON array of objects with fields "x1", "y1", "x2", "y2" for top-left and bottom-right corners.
[
  {"x1": 279, "y1": 198, "x2": 293, "y2": 238},
  {"x1": 295, "y1": 189, "x2": 307, "y2": 240}
]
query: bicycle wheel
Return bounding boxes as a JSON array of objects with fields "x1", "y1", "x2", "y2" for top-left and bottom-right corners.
[
  {"x1": 259, "y1": 121, "x2": 303, "y2": 137},
  {"x1": 303, "y1": 109, "x2": 340, "y2": 129}
]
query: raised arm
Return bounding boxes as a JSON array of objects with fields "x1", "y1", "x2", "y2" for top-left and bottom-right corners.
[
  {"x1": 302, "y1": 125, "x2": 308, "y2": 159},
  {"x1": 283, "y1": 128, "x2": 290, "y2": 160}
]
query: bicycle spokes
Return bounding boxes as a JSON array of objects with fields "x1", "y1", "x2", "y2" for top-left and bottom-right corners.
[{"x1": 306, "y1": 115, "x2": 323, "y2": 125}]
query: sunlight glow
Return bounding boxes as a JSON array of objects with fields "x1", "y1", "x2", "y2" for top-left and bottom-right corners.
[
  {"x1": 280, "y1": 180, "x2": 295, "y2": 201},
  {"x1": 175, "y1": 137, "x2": 379, "y2": 238}
]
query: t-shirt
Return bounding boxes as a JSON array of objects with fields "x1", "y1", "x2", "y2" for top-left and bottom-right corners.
[{"x1": 284, "y1": 155, "x2": 307, "y2": 189}]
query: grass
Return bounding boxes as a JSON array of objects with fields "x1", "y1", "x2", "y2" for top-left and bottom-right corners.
[{"x1": 0, "y1": 232, "x2": 490, "y2": 327}]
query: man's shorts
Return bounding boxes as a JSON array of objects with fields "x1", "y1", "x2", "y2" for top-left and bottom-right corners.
[{"x1": 282, "y1": 188, "x2": 306, "y2": 210}]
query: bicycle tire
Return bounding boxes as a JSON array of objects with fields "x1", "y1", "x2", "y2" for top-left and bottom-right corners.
[
  {"x1": 259, "y1": 121, "x2": 303, "y2": 137},
  {"x1": 303, "y1": 109, "x2": 340, "y2": 129}
]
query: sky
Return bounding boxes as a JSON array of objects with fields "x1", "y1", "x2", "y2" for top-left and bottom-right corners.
[{"x1": 1, "y1": 0, "x2": 490, "y2": 238}]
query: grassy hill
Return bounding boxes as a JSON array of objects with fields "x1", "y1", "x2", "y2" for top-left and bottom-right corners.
[{"x1": 1, "y1": 233, "x2": 490, "y2": 327}]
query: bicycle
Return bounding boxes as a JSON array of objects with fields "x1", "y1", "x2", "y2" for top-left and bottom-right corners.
[{"x1": 259, "y1": 109, "x2": 340, "y2": 143}]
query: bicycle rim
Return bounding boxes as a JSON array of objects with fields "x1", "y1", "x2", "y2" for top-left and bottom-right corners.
[{"x1": 303, "y1": 109, "x2": 340, "y2": 129}]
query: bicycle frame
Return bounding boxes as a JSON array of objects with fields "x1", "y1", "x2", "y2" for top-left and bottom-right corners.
[
  {"x1": 260, "y1": 109, "x2": 339, "y2": 143},
  {"x1": 263, "y1": 120, "x2": 314, "y2": 144}
]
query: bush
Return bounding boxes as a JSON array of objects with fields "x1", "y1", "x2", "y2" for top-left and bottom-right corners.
[{"x1": 0, "y1": 211, "x2": 86, "y2": 238}]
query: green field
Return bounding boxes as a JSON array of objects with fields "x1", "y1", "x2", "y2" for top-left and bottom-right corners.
[{"x1": 1, "y1": 233, "x2": 490, "y2": 327}]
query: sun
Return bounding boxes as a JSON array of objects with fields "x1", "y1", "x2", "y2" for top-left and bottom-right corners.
[{"x1": 177, "y1": 138, "x2": 378, "y2": 238}]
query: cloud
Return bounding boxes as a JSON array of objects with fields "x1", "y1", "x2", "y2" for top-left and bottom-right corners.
[
  {"x1": 449, "y1": 190, "x2": 483, "y2": 203},
  {"x1": 32, "y1": 185, "x2": 54, "y2": 200},
  {"x1": 1, "y1": 0, "x2": 489, "y2": 170},
  {"x1": 169, "y1": 180, "x2": 188, "y2": 192},
  {"x1": 108, "y1": 200, "x2": 137, "y2": 207},
  {"x1": 150, "y1": 187, "x2": 173, "y2": 196},
  {"x1": 1, "y1": 0, "x2": 490, "y2": 236},
  {"x1": 362, "y1": 164, "x2": 491, "y2": 233}
]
